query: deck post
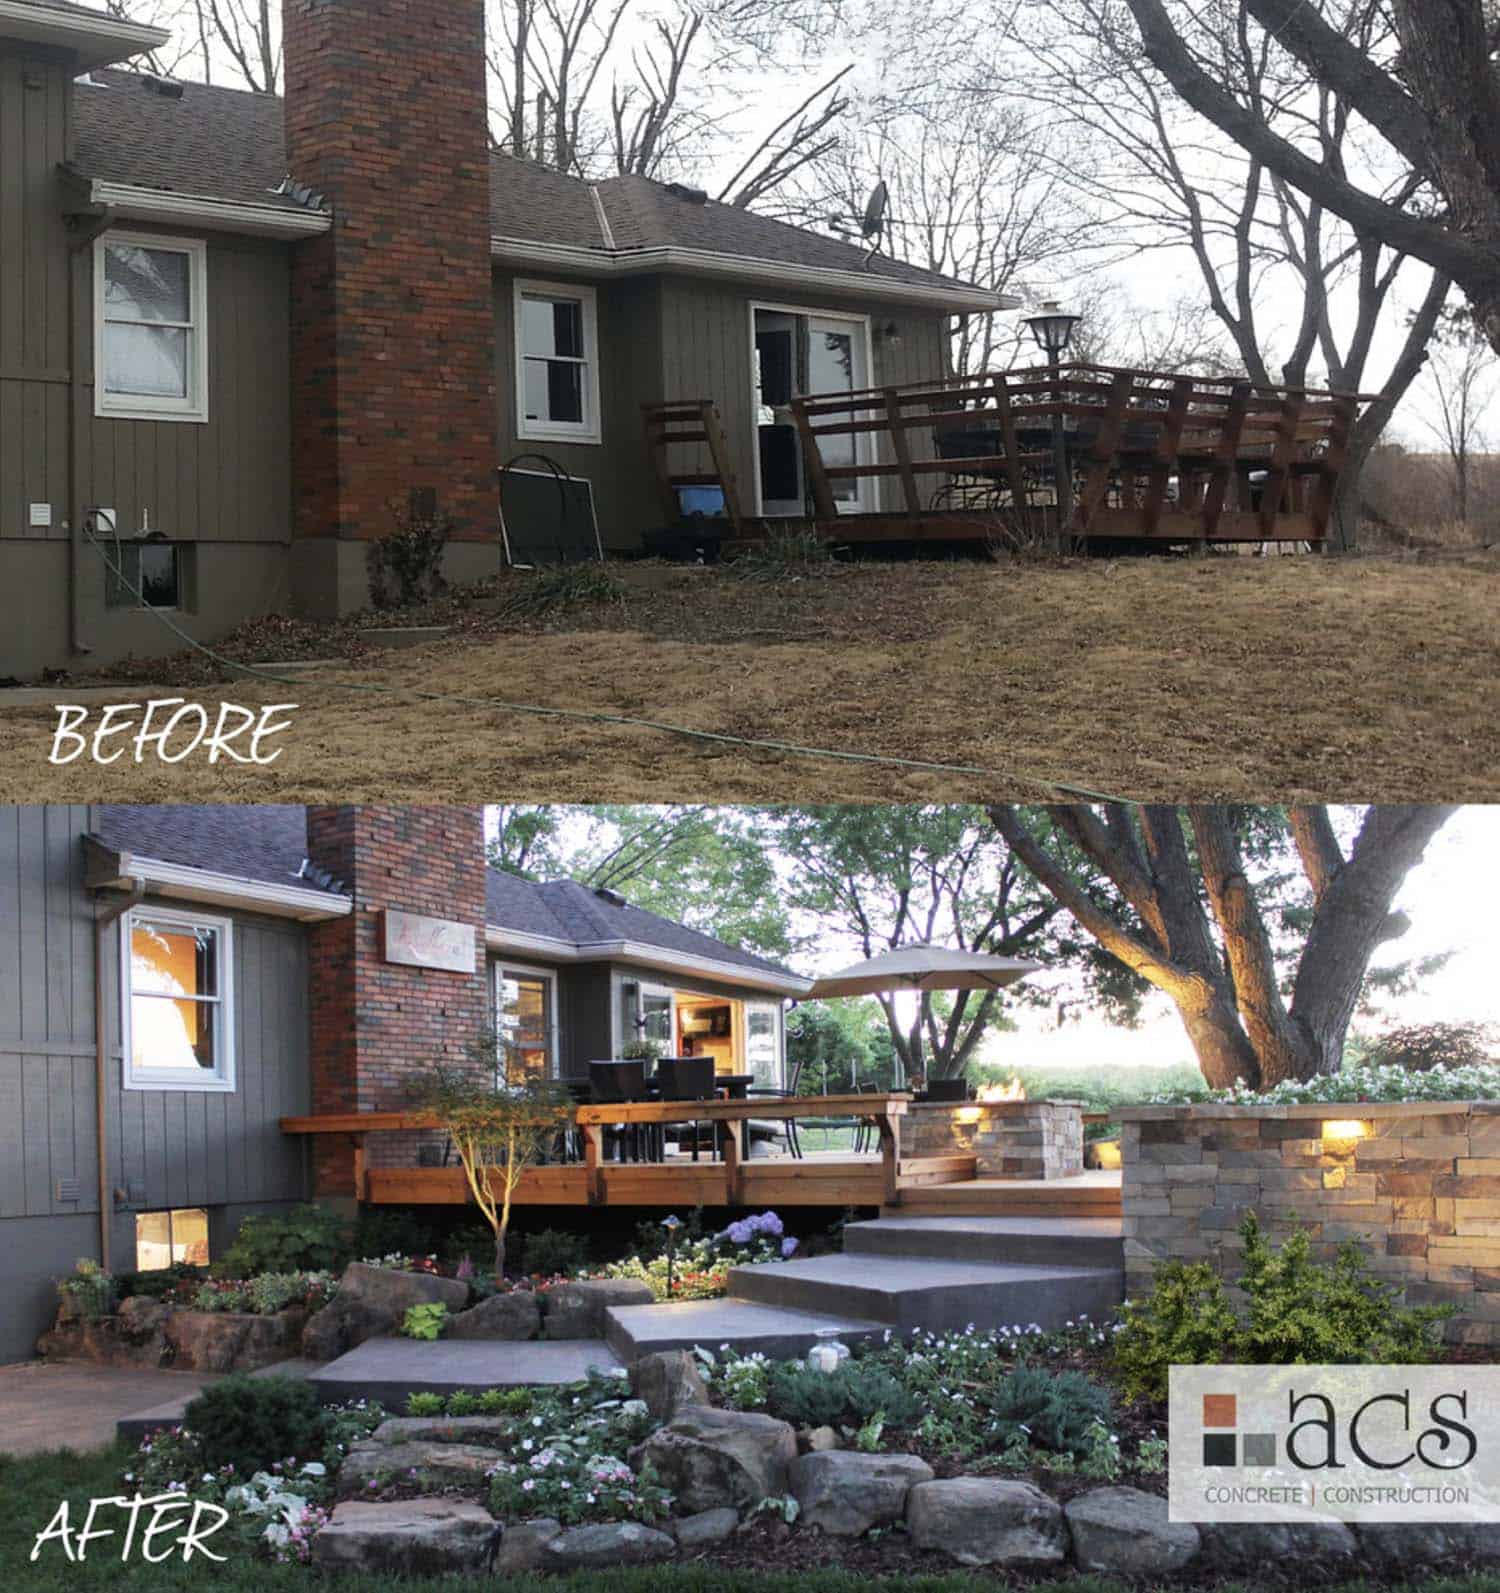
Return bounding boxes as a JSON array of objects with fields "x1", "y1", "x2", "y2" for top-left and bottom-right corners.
[
  {"x1": 1072, "y1": 370, "x2": 1135, "y2": 537},
  {"x1": 878, "y1": 1109, "x2": 902, "y2": 1208},
  {"x1": 351, "y1": 1136, "x2": 368, "y2": 1203},
  {"x1": 1258, "y1": 392, "x2": 1306, "y2": 538},
  {"x1": 721, "y1": 1120, "x2": 745, "y2": 1207},
  {"x1": 989, "y1": 372, "x2": 1033, "y2": 541},
  {"x1": 1308, "y1": 392, "x2": 1358, "y2": 548},
  {"x1": 1142, "y1": 376, "x2": 1195, "y2": 536},
  {"x1": 883, "y1": 387, "x2": 922, "y2": 514},
  {"x1": 1200, "y1": 380, "x2": 1252, "y2": 544},
  {"x1": 791, "y1": 396, "x2": 840, "y2": 521},
  {"x1": 581, "y1": 1120, "x2": 605, "y2": 1206},
  {"x1": 700, "y1": 401, "x2": 745, "y2": 532}
]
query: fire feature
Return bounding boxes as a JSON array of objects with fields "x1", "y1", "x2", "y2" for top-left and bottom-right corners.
[{"x1": 976, "y1": 1078, "x2": 1026, "y2": 1103}]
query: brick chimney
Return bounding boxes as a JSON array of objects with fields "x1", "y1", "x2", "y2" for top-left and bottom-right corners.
[
  {"x1": 283, "y1": 0, "x2": 497, "y2": 617},
  {"x1": 304, "y1": 806, "x2": 490, "y2": 1198}
]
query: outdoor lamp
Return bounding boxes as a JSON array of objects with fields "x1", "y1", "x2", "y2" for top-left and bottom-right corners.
[
  {"x1": 1024, "y1": 301, "x2": 1082, "y2": 359},
  {"x1": 661, "y1": 1214, "x2": 683, "y2": 1297},
  {"x1": 807, "y1": 1325, "x2": 850, "y2": 1374}
]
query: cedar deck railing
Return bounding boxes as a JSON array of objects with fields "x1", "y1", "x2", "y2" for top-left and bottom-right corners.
[
  {"x1": 645, "y1": 363, "x2": 1374, "y2": 546},
  {"x1": 279, "y1": 1093, "x2": 969, "y2": 1210}
]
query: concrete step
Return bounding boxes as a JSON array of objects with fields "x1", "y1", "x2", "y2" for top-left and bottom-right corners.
[
  {"x1": 306, "y1": 1337, "x2": 625, "y2": 1410},
  {"x1": 844, "y1": 1215, "x2": 1123, "y2": 1270},
  {"x1": 605, "y1": 1297, "x2": 886, "y2": 1363},
  {"x1": 728, "y1": 1252, "x2": 1122, "y2": 1334},
  {"x1": 116, "y1": 1357, "x2": 319, "y2": 1443}
]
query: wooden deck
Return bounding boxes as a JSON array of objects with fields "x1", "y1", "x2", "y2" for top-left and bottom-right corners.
[
  {"x1": 279, "y1": 1095, "x2": 1120, "y2": 1218},
  {"x1": 645, "y1": 362, "x2": 1376, "y2": 549}
]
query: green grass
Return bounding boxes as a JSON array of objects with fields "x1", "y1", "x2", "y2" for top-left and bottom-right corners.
[
  {"x1": 7, "y1": 1441, "x2": 1500, "y2": 1592},
  {"x1": 971, "y1": 1061, "x2": 1207, "y2": 1118}
]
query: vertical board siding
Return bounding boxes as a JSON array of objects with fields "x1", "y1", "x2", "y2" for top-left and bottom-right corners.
[
  {"x1": 0, "y1": 808, "x2": 311, "y2": 1229},
  {"x1": 0, "y1": 805, "x2": 93, "y2": 1220}
]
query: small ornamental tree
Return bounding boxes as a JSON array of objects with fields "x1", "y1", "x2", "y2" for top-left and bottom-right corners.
[{"x1": 410, "y1": 1037, "x2": 573, "y2": 1281}]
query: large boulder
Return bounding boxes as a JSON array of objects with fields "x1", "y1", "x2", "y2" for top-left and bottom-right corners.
[
  {"x1": 312, "y1": 1498, "x2": 495, "y2": 1574},
  {"x1": 790, "y1": 1451, "x2": 934, "y2": 1537},
  {"x1": 491, "y1": 1518, "x2": 563, "y2": 1573},
  {"x1": 303, "y1": 1263, "x2": 469, "y2": 1361},
  {"x1": 633, "y1": 1350, "x2": 710, "y2": 1423},
  {"x1": 542, "y1": 1278, "x2": 654, "y2": 1339},
  {"x1": 369, "y1": 1416, "x2": 515, "y2": 1449},
  {"x1": 631, "y1": 1407, "x2": 798, "y2": 1513},
  {"x1": 671, "y1": 1508, "x2": 739, "y2": 1549},
  {"x1": 1358, "y1": 1523, "x2": 1499, "y2": 1570},
  {"x1": 445, "y1": 1291, "x2": 541, "y2": 1341},
  {"x1": 906, "y1": 1478, "x2": 1067, "y2": 1567},
  {"x1": 38, "y1": 1297, "x2": 169, "y2": 1367},
  {"x1": 544, "y1": 1522, "x2": 677, "y2": 1569},
  {"x1": 1065, "y1": 1487, "x2": 1200, "y2": 1576},
  {"x1": 1199, "y1": 1519, "x2": 1358, "y2": 1570},
  {"x1": 336, "y1": 1439, "x2": 500, "y2": 1497},
  {"x1": 163, "y1": 1308, "x2": 307, "y2": 1373}
]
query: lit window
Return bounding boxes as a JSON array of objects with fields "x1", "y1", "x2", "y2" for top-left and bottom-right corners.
[
  {"x1": 136, "y1": 1208, "x2": 210, "y2": 1271},
  {"x1": 495, "y1": 965, "x2": 556, "y2": 1082},
  {"x1": 514, "y1": 279, "x2": 600, "y2": 443},
  {"x1": 123, "y1": 907, "x2": 235, "y2": 1091},
  {"x1": 105, "y1": 542, "x2": 183, "y2": 609},
  {"x1": 95, "y1": 232, "x2": 209, "y2": 422}
]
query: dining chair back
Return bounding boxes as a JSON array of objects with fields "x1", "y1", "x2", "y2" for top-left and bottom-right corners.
[
  {"x1": 924, "y1": 1077, "x2": 971, "y2": 1103},
  {"x1": 657, "y1": 1055, "x2": 717, "y2": 1101},
  {"x1": 588, "y1": 1059, "x2": 647, "y2": 1103}
]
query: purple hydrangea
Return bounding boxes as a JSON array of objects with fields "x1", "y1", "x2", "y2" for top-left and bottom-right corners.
[
  {"x1": 781, "y1": 1237, "x2": 799, "y2": 1259},
  {"x1": 724, "y1": 1220, "x2": 753, "y2": 1245}
]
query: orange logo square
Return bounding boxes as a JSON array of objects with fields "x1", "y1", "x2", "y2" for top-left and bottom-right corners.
[{"x1": 1203, "y1": 1393, "x2": 1237, "y2": 1428}]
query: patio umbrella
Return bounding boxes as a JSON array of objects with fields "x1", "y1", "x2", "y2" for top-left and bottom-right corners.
[{"x1": 807, "y1": 943, "x2": 1040, "y2": 1087}]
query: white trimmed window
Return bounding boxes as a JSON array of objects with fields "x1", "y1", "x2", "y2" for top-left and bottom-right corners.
[
  {"x1": 514, "y1": 279, "x2": 601, "y2": 443},
  {"x1": 95, "y1": 232, "x2": 209, "y2": 422},
  {"x1": 493, "y1": 961, "x2": 558, "y2": 1082},
  {"x1": 122, "y1": 906, "x2": 235, "y2": 1091}
]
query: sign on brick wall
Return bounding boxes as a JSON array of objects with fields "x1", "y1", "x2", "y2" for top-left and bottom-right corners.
[{"x1": 382, "y1": 909, "x2": 476, "y2": 973}]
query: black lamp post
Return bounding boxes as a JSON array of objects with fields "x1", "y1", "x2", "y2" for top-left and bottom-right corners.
[
  {"x1": 661, "y1": 1213, "x2": 682, "y2": 1297},
  {"x1": 1024, "y1": 301, "x2": 1082, "y2": 545}
]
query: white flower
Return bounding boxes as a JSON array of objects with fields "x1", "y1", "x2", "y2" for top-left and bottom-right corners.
[{"x1": 300, "y1": 1461, "x2": 327, "y2": 1477}]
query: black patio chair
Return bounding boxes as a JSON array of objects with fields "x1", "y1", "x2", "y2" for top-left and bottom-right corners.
[
  {"x1": 745, "y1": 1056, "x2": 805, "y2": 1160},
  {"x1": 588, "y1": 1059, "x2": 652, "y2": 1161},
  {"x1": 656, "y1": 1055, "x2": 719, "y2": 1162}
]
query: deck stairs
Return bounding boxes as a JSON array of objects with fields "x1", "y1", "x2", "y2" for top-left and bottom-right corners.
[{"x1": 604, "y1": 1215, "x2": 1124, "y2": 1362}]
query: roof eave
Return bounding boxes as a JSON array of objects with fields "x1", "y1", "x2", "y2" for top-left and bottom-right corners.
[
  {"x1": 83, "y1": 839, "x2": 352, "y2": 922},
  {"x1": 484, "y1": 923, "x2": 812, "y2": 996},
  {"x1": 490, "y1": 235, "x2": 1013, "y2": 313},
  {"x1": 0, "y1": 1, "x2": 169, "y2": 69},
  {"x1": 89, "y1": 179, "x2": 331, "y2": 239}
]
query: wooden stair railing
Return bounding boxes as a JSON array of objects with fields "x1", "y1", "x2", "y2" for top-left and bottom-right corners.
[{"x1": 641, "y1": 399, "x2": 743, "y2": 533}]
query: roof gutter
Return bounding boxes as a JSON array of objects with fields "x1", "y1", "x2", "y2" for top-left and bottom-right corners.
[
  {"x1": 484, "y1": 925, "x2": 813, "y2": 997},
  {"x1": 88, "y1": 180, "x2": 331, "y2": 240},
  {"x1": 0, "y1": 0, "x2": 168, "y2": 68},
  {"x1": 94, "y1": 874, "x2": 145, "y2": 1275},
  {"x1": 84, "y1": 842, "x2": 351, "y2": 922},
  {"x1": 490, "y1": 235, "x2": 1015, "y2": 313}
]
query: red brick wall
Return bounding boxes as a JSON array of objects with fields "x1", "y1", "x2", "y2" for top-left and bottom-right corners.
[
  {"x1": 283, "y1": 0, "x2": 497, "y2": 545},
  {"x1": 305, "y1": 806, "x2": 490, "y2": 1197}
]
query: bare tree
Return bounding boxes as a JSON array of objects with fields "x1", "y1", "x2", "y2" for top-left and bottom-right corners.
[
  {"x1": 1420, "y1": 326, "x2": 1499, "y2": 528},
  {"x1": 1118, "y1": 0, "x2": 1500, "y2": 355},
  {"x1": 988, "y1": 804, "x2": 1455, "y2": 1090},
  {"x1": 1016, "y1": 0, "x2": 1450, "y2": 542}
]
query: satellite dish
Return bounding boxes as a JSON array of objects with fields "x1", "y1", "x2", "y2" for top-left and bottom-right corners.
[{"x1": 860, "y1": 180, "x2": 889, "y2": 240}]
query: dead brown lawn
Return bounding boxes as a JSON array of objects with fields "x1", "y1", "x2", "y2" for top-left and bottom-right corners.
[{"x1": 2, "y1": 553, "x2": 1495, "y2": 803}]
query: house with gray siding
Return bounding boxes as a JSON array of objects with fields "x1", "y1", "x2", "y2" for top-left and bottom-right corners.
[
  {"x1": 0, "y1": 0, "x2": 1007, "y2": 679},
  {"x1": 0, "y1": 802, "x2": 810, "y2": 1362}
]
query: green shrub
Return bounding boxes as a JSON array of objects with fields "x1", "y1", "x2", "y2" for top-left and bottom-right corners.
[
  {"x1": 184, "y1": 1374, "x2": 327, "y2": 1477},
  {"x1": 56, "y1": 1258, "x2": 116, "y2": 1320},
  {"x1": 523, "y1": 1227, "x2": 590, "y2": 1277},
  {"x1": 354, "y1": 1208, "x2": 433, "y2": 1262},
  {"x1": 220, "y1": 1205, "x2": 348, "y2": 1278},
  {"x1": 765, "y1": 1358, "x2": 923, "y2": 1430},
  {"x1": 1113, "y1": 1213, "x2": 1454, "y2": 1400},
  {"x1": 400, "y1": 1301, "x2": 448, "y2": 1340},
  {"x1": 406, "y1": 1392, "x2": 445, "y2": 1416},
  {"x1": 116, "y1": 1262, "x2": 205, "y2": 1301},
  {"x1": 1112, "y1": 1258, "x2": 1241, "y2": 1402},
  {"x1": 476, "y1": 1387, "x2": 533, "y2": 1415},
  {"x1": 983, "y1": 1364, "x2": 1113, "y2": 1458}
]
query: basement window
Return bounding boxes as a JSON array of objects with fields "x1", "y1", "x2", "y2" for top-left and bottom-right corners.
[
  {"x1": 514, "y1": 279, "x2": 601, "y2": 444},
  {"x1": 105, "y1": 541, "x2": 184, "y2": 610},
  {"x1": 135, "y1": 1207, "x2": 210, "y2": 1272},
  {"x1": 95, "y1": 232, "x2": 209, "y2": 423},
  {"x1": 122, "y1": 906, "x2": 235, "y2": 1091}
]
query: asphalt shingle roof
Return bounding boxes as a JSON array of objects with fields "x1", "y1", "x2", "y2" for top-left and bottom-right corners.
[
  {"x1": 91, "y1": 806, "x2": 792, "y2": 977},
  {"x1": 70, "y1": 69, "x2": 984, "y2": 294},
  {"x1": 94, "y1": 804, "x2": 325, "y2": 892}
]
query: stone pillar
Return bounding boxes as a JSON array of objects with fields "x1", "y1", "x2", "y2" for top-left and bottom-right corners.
[{"x1": 903, "y1": 1101, "x2": 1085, "y2": 1179}]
